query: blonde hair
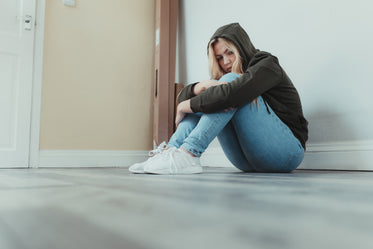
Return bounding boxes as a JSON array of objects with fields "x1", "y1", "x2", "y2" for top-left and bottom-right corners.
[
  {"x1": 208, "y1": 38, "x2": 244, "y2": 80},
  {"x1": 208, "y1": 37, "x2": 259, "y2": 108}
]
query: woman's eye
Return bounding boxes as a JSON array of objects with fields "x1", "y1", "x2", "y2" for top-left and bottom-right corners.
[
  {"x1": 217, "y1": 57, "x2": 222, "y2": 61},
  {"x1": 228, "y1": 51, "x2": 234, "y2": 55}
]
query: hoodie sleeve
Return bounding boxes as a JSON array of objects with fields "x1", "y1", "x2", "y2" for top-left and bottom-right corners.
[
  {"x1": 176, "y1": 82, "x2": 199, "y2": 103},
  {"x1": 189, "y1": 53, "x2": 283, "y2": 113}
]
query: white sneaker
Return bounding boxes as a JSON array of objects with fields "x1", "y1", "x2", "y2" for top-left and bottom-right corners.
[
  {"x1": 144, "y1": 148, "x2": 202, "y2": 175},
  {"x1": 129, "y1": 142, "x2": 167, "y2": 173}
]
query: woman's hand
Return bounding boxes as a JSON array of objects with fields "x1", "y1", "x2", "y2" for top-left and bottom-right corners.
[
  {"x1": 175, "y1": 99, "x2": 193, "y2": 127},
  {"x1": 193, "y1": 80, "x2": 228, "y2": 95}
]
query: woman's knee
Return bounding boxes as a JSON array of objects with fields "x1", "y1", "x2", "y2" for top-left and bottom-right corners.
[
  {"x1": 219, "y1": 73, "x2": 240, "y2": 83},
  {"x1": 180, "y1": 113, "x2": 201, "y2": 125}
]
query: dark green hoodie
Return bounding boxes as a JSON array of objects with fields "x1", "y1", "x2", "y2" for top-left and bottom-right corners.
[{"x1": 178, "y1": 23, "x2": 308, "y2": 149}]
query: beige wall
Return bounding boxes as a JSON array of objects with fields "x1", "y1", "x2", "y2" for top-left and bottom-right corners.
[{"x1": 40, "y1": 0, "x2": 154, "y2": 150}]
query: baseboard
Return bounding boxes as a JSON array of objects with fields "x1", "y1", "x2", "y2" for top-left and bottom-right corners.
[
  {"x1": 305, "y1": 140, "x2": 373, "y2": 153},
  {"x1": 299, "y1": 150, "x2": 373, "y2": 171},
  {"x1": 299, "y1": 140, "x2": 373, "y2": 171},
  {"x1": 38, "y1": 150, "x2": 148, "y2": 168},
  {"x1": 202, "y1": 140, "x2": 373, "y2": 171}
]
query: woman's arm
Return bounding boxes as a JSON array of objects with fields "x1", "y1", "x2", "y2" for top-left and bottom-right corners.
[
  {"x1": 189, "y1": 53, "x2": 283, "y2": 113},
  {"x1": 175, "y1": 80, "x2": 230, "y2": 126},
  {"x1": 193, "y1": 80, "x2": 228, "y2": 95},
  {"x1": 175, "y1": 99, "x2": 193, "y2": 127},
  {"x1": 177, "y1": 80, "x2": 228, "y2": 103},
  {"x1": 177, "y1": 83, "x2": 197, "y2": 103}
]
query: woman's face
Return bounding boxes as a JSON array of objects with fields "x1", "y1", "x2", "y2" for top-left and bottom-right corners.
[{"x1": 213, "y1": 40, "x2": 236, "y2": 73}]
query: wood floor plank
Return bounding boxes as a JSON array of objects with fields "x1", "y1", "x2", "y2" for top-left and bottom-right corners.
[{"x1": 0, "y1": 167, "x2": 372, "y2": 249}]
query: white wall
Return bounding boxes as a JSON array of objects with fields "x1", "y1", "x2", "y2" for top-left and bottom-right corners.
[
  {"x1": 41, "y1": 0, "x2": 154, "y2": 151},
  {"x1": 36, "y1": 0, "x2": 154, "y2": 167},
  {"x1": 177, "y1": 0, "x2": 373, "y2": 170}
]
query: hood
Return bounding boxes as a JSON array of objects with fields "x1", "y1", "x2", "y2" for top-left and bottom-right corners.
[{"x1": 208, "y1": 23, "x2": 258, "y2": 70}]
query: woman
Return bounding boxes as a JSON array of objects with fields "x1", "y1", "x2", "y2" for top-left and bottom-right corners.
[{"x1": 129, "y1": 23, "x2": 308, "y2": 174}]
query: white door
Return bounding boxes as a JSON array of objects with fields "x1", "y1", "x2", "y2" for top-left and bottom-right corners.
[{"x1": 0, "y1": 0, "x2": 36, "y2": 167}]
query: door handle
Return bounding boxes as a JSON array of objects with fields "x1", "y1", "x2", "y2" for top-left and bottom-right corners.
[{"x1": 24, "y1": 15, "x2": 32, "y2": 31}]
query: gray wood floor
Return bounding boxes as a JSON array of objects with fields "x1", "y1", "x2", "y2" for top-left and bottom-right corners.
[{"x1": 0, "y1": 167, "x2": 373, "y2": 249}]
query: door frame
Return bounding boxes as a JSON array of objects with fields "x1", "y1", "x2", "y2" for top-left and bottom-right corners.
[
  {"x1": 153, "y1": 0, "x2": 178, "y2": 145},
  {"x1": 29, "y1": 0, "x2": 46, "y2": 168}
]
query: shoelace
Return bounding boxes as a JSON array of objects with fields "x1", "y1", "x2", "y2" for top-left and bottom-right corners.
[
  {"x1": 154, "y1": 147, "x2": 178, "y2": 173},
  {"x1": 148, "y1": 141, "x2": 167, "y2": 157}
]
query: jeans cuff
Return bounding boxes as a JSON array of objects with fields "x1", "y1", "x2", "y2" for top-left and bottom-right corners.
[{"x1": 181, "y1": 144, "x2": 202, "y2": 157}]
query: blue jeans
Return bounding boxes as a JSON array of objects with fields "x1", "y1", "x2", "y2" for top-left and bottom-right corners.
[{"x1": 168, "y1": 73, "x2": 304, "y2": 173}]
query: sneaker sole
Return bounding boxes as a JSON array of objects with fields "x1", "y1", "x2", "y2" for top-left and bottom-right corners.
[
  {"x1": 128, "y1": 166, "x2": 145, "y2": 174},
  {"x1": 144, "y1": 167, "x2": 203, "y2": 175},
  {"x1": 129, "y1": 169, "x2": 145, "y2": 174}
]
